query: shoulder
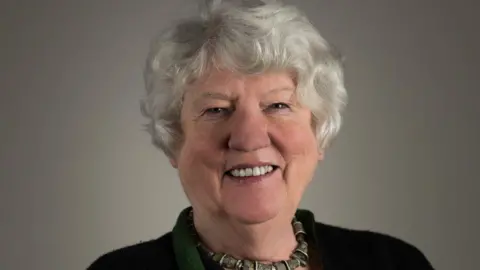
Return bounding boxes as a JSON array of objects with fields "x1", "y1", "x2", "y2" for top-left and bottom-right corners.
[
  {"x1": 315, "y1": 222, "x2": 434, "y2": 269},
  {"x1": 87, "y1": 232, "x2": 177, "y2": 270}
]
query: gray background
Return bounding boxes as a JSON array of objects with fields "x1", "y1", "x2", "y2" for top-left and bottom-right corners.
[{"x1": 1, "y1": 0, "x2": 479, "y2": 269}]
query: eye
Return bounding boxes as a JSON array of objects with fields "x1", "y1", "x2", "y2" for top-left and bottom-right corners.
[
  {"x1": 266, "y1": 102, "x2": 291, "y2": 111},
  {"x1": 203, "y1": 107, "x2": 230, "y2": 116}
]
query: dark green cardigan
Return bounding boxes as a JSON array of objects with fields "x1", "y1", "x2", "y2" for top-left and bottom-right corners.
[{"x1": 88, "y1": 207, "x2": 434, "y2": 270}]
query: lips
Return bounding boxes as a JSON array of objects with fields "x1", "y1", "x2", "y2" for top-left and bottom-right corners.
[
  {"x1": 224, "y1": 163, "x2": 278, "y2": 175},
  {"x1": 230, "y1": 165, "x2": 275, "y2": 176},
  {"x1": 225, "y1": 162, "x2": 277, "y2": 171}
]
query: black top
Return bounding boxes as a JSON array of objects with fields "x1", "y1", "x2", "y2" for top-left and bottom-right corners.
[{"x1": 88, "y1": 208, "x2": 434, "y2": 270}]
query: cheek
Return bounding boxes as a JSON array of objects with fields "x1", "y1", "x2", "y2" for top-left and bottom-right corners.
[
  {"x1": 275, "y1": 117, "x2": 319, "y2": 183},
  {"x1": 177, "y1": 123, "x2": 224, "y2": 173},
  {"x1": 176, "y1": 128, "x2": 224, "y2": 205},
  {"x1": 283, "y1": 128, "x2": 318, "y2": 161},
  {"x1": 276, "y1": 115, "x2": 318, "y2": 158}
]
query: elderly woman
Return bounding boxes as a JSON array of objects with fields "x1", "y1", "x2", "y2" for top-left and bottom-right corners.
[{"x1": 89, "y1": 1, "x2": 434, "y2": 269}]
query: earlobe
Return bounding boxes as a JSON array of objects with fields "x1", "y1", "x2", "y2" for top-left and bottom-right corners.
[
  {"x1": 169, "y1": 158, "x2": 178, "y2": 168},
  {"x1": 317, "y1": 150, "x2": 325, "y2": 161}
]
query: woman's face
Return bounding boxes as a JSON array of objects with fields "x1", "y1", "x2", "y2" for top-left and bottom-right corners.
[{"x1": 172, "y1": 69, "x2": 322, "y2": 224}]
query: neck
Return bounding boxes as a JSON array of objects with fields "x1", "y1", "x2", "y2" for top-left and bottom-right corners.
[{"x1": 193, "y1": 210, "x2": 298, "y2": 262}]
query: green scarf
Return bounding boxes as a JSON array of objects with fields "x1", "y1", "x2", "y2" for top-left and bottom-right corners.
[{"x1": 172, "y1": 207, "x2": 317, "y2": 270}]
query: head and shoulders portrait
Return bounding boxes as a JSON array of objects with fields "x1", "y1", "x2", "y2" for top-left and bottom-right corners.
[{"x1": 88, "y1": 1, "x2": 434, "y2": 269}]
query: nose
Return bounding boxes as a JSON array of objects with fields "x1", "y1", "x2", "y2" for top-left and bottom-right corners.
[{"x1": 227, "y1": 107, "x2": 271, "y2": 152}]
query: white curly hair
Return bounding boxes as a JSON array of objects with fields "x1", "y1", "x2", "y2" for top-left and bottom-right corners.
[{"x1": 141, "y1": 0, "x2": 347, "y2": 159}]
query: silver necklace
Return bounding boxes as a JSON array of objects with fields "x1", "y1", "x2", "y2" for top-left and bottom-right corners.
[{"x1": 188, "y1": 210, "x2": 309, "y2": 270}]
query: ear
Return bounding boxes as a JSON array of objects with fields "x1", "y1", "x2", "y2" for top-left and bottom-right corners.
[
  {"x1": 169, "y1": 158, "x2": 178, "y2": 168},
  {"x1": 317, "y1": 150, "x2": 325, "y2": 161}
]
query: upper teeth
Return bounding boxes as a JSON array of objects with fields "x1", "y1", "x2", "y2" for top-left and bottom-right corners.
[{"x1": 229, "y1": 165, "x2": 274, "y2": 177}]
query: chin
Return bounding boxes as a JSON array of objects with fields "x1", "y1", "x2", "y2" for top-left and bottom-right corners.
[
  {"x1": 224, "y1": 199, "x2": 286, "y2": 225},
  {"x1": 220, "y1": 169, "x2": 289, "y2": 224}
]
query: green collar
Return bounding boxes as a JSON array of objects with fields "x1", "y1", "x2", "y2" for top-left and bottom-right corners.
[{"x1": 172, "y1": 207, "x2": 317, "y2": 270}]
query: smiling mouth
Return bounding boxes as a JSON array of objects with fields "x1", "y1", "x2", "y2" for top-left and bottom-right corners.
[{"x1": 225, "y1": 165, "x2": 279, "y2": 178}]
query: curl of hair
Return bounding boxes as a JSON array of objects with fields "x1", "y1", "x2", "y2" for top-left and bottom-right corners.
[{"x1": 141, "y1": 0, "x2": 347, "y2": 159}]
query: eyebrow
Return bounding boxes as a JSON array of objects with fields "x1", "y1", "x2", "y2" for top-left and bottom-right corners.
[
  {"x1": 198, "y1": 92, "x2": 233, "y2": 101},
  {"x1": 263, "y1": 87, "x2": 295, "y2": 95},
  {"x1": 191, "y1": 92, "x2": 233, "y2": 109},
  {"x1": 193, "y1": 87, "x2": 295, "y2": 104}
]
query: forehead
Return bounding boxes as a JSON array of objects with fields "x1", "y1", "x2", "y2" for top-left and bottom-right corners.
[{"x1": 186, "y1": 69, "x2": 296, "y2": 96}]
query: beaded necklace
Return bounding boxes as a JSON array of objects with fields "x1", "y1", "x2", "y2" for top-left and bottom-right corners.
[{"x1": 188, "y1": 210, "x2": 309, "y2": 270}]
